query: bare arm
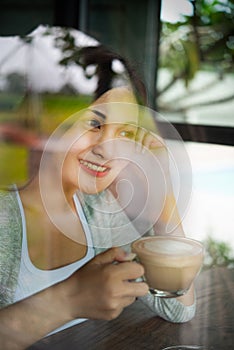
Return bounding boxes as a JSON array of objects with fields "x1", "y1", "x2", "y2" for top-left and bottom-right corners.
[
  {"x1": 0, "y1": 282, "x2": 71, "y2": 349},
  {"x1": 0, "y1": 248, "x2": 148, "y2": 350},
  {"x1": 140, "y1": 130, "x2": 195, "y2": 309}
]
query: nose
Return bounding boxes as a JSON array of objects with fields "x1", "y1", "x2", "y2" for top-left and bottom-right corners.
[
  {"x1": 92, "y1": 137, "x2": 118, "y2": 160},
  {"x1": 92, "y1": 144, "x2": 104, "y2": 159},
  {"x1": 91, "y1": 124, "x2": 136, "y2": 161},
  {"x1": 91, "y1": 124, "x2": 124, "y2": 160}
]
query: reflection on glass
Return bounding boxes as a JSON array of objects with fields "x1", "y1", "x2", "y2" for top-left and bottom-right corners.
[
  {"x1": 158, "y1": 0, "x2": 234, "y2": 127},
  {"x1": 183, "y1": 142, "x2": 234, "y2": 266},
  {"x1": 0, "y1": 25, "x2": 140, "y2": 187}
]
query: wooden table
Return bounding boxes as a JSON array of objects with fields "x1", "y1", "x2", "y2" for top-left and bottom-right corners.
[{"x1": 28, "y1": 267, "x2": 234, "y2": 350}]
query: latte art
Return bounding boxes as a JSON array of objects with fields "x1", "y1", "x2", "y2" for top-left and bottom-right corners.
[
  {"x1": 132, "y1": 236, "x2": 204, "y2": 297},
  {"x1": 143, "y1": 239, "x2": 201, "y2": 256}
]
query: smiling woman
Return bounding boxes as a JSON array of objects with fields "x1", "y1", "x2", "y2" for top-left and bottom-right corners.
[
  {"x1": 57, "y1": 87, "x2": 139, "y2": 198},
  {"x1": 0, "y1": 85, "x2": 196, "y2": 349}
]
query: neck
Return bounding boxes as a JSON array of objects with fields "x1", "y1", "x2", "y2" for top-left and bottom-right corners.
[
  {"x1": 19, "y1": 175, "x2": 44, "y2": 213},
  {"x1": 19, "y1": 176, "x2": 88, "y2": 270}
]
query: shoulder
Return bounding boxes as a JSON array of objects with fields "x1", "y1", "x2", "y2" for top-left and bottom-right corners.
[
  {"x1": 0, "y1": 188, "x2": 22, "y2": 248},
  {"x1": 0, "y1": 189, "x2": 23, "y2": 307},
  {"x1": 0, "y1": 189, "x2": 22, "y2": 228}
]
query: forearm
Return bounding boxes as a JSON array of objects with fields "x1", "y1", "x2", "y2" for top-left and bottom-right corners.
[
  {"x1": 0, "y1": 248, "x2": 149, "y2": 349},
  {"x1": 154, "y1": 191, "x2": 185, "y2": 236},
  {"x1": 0, "y1": 282, "x2": 72, "y2": 350}
]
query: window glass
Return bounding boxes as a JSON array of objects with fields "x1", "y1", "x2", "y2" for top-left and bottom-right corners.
[
  {"x1": 159, "y1": 0, "x2": 234, "y2": 267},
  {"x1": 158, "y1": 0, "x2": 234, "y2": 127},
  {"x1": 184, "y1": 142, "x2": 234, "y2": 267},
  {"x1": 0, "y1": 24, "x2": 134, "y2": 187}
]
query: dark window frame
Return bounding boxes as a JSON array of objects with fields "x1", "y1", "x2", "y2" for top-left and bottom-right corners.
[
  {"x1": 1, "y1": 0, "x2": 233, "y2": 146},
  {"x1": 158, "y1": 122, "x2": 234, "y2": 146}
]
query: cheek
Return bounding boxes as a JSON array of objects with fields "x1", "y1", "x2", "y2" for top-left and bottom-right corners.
[
  {"x1": 70, "y1": 134, "x2": 95, "y2": 154},
  {"x1": 62, "y1": 153, "x2": 78, "y2": 182},
  {"x1": 64, "y1": 136, "x2": 92, "y2": 172}
]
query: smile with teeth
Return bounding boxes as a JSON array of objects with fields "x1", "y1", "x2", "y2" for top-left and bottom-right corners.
[{"x1": 80, "y1": 159, "x2": 109, "y2": 174}]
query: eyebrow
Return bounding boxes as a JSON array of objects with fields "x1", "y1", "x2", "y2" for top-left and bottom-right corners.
[
  {"x1": 89, "y1": 109, "x2": 107, "y2": 120},
  {"x1": 88, "y1": 109, "x2": 138, "y2": 126}
]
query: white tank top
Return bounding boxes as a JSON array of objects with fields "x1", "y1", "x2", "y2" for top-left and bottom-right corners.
[{"x1": 14, "y1": 190, "x2": 95, "y2": 335}]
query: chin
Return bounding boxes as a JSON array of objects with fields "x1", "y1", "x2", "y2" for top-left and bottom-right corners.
[{"x1": 77, "y1": 183, "x2": 103, "y2": 195}]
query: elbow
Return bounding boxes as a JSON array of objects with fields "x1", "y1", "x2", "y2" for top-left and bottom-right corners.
[{"x1": 160, "y1": 300, "x2": 196, "y2": 323}]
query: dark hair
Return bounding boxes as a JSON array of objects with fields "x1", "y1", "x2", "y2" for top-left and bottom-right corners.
[
  {"x1": 1, "y1": 43, "x2": 148, "y2": 191},
  {"x1": 76, "y1": 45, "x2": 147, "y2": 104}
]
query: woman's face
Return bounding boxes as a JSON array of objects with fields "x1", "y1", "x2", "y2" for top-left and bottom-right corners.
[{"x1": 62, "y1": 88, "x2": 139, "y2": 195}]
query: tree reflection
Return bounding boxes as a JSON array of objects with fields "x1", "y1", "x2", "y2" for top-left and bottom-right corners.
[{"x1": 203, "y1": 235, "x2": 234, "y2": 269}]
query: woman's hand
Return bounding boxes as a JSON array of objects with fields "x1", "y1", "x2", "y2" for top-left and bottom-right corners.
[
  {"x1": 64, "y1": 247, "x2": 149, "y2": 320},
  {"x1": 0, "y1": 248, "x2": 147, "y2": 350}
]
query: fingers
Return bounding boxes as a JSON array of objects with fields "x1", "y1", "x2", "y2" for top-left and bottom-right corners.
[
  {"x1": 93, "y1": 247, "x2": 127, "y2": 265},
  {"x1": 124, "y1": 281, "x2": 149, "y2": 298},
  {"x1": 135, "y1": 128, "x2": 165, "y2": 154},
  {"x1": 88, "y1": 249, "x2": 148, "y2": 301},
  {"x1": 114, "y1": 261, "x2": 145, "y2": 280},
  {"x1": 117, "y1": 252, "x2": 136, "y2": 262},
  {"x1": 144, "y1": 133, "x2": 165, "y2": 150},
  {"x1": 67, "y1": 251, "x2": 148, "y2": 321},
  {"x1": 112, "y1": 261, "x2": 149, "y2": 297},
  {"x1": 93, "y1": 249, "x2": 146, "y2": 285},
  {"x1": 101, "y1": 282, "x2": 148, "y2": 320}
]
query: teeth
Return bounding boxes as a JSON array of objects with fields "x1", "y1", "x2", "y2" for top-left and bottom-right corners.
[{"x1": 80, "y1": 160, "x2": 107, "y2": 172}]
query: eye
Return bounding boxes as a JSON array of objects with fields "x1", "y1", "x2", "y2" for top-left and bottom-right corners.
[{"x1": 87, "y1": 118, "x2": 102, "y2": 130}]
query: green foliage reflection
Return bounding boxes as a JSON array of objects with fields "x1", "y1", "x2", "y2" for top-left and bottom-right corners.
[{"x1": 203, "y1": 235, "x2": 234, "y2": 269}]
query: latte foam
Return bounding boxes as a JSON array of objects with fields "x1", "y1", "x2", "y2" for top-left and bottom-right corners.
[{"x1": 144, "y1": 239, "x2": 200, "y2": 256}]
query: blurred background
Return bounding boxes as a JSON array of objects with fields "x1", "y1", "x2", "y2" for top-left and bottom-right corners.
[{"x1": 0, "y1": 0, "x2": 233, "y2": 267}]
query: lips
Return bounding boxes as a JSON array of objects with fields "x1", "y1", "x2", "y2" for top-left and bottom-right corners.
[{"x1": 79, "y1": 159, "x2": 110, "y2": 178}]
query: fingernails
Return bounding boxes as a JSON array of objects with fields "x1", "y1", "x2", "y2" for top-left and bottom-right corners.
[{"x1": 122, "y1": 252, "x2": 137, "y2": 261}]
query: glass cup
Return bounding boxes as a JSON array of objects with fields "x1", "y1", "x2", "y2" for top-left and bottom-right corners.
[{"x1": 131, "y1": 236, "x2": 204, "y2": 298}]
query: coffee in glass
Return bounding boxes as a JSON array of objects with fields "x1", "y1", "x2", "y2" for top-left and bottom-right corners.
[{"x1": 132, "y1": 236, "x2": 204, "y2": 297}]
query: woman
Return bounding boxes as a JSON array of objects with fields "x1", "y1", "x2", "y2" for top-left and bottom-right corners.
[{"x1": 0, "y1": 87, "x2": 195, "y2": 349}]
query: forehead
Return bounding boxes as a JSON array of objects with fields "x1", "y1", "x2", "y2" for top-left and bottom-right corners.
[
  {"x1": 90, "y1": 87, "x2": 140, "y2": 125},
  {"x1": 90, "y1": 102, "x2": 140, "y2": 125}
]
